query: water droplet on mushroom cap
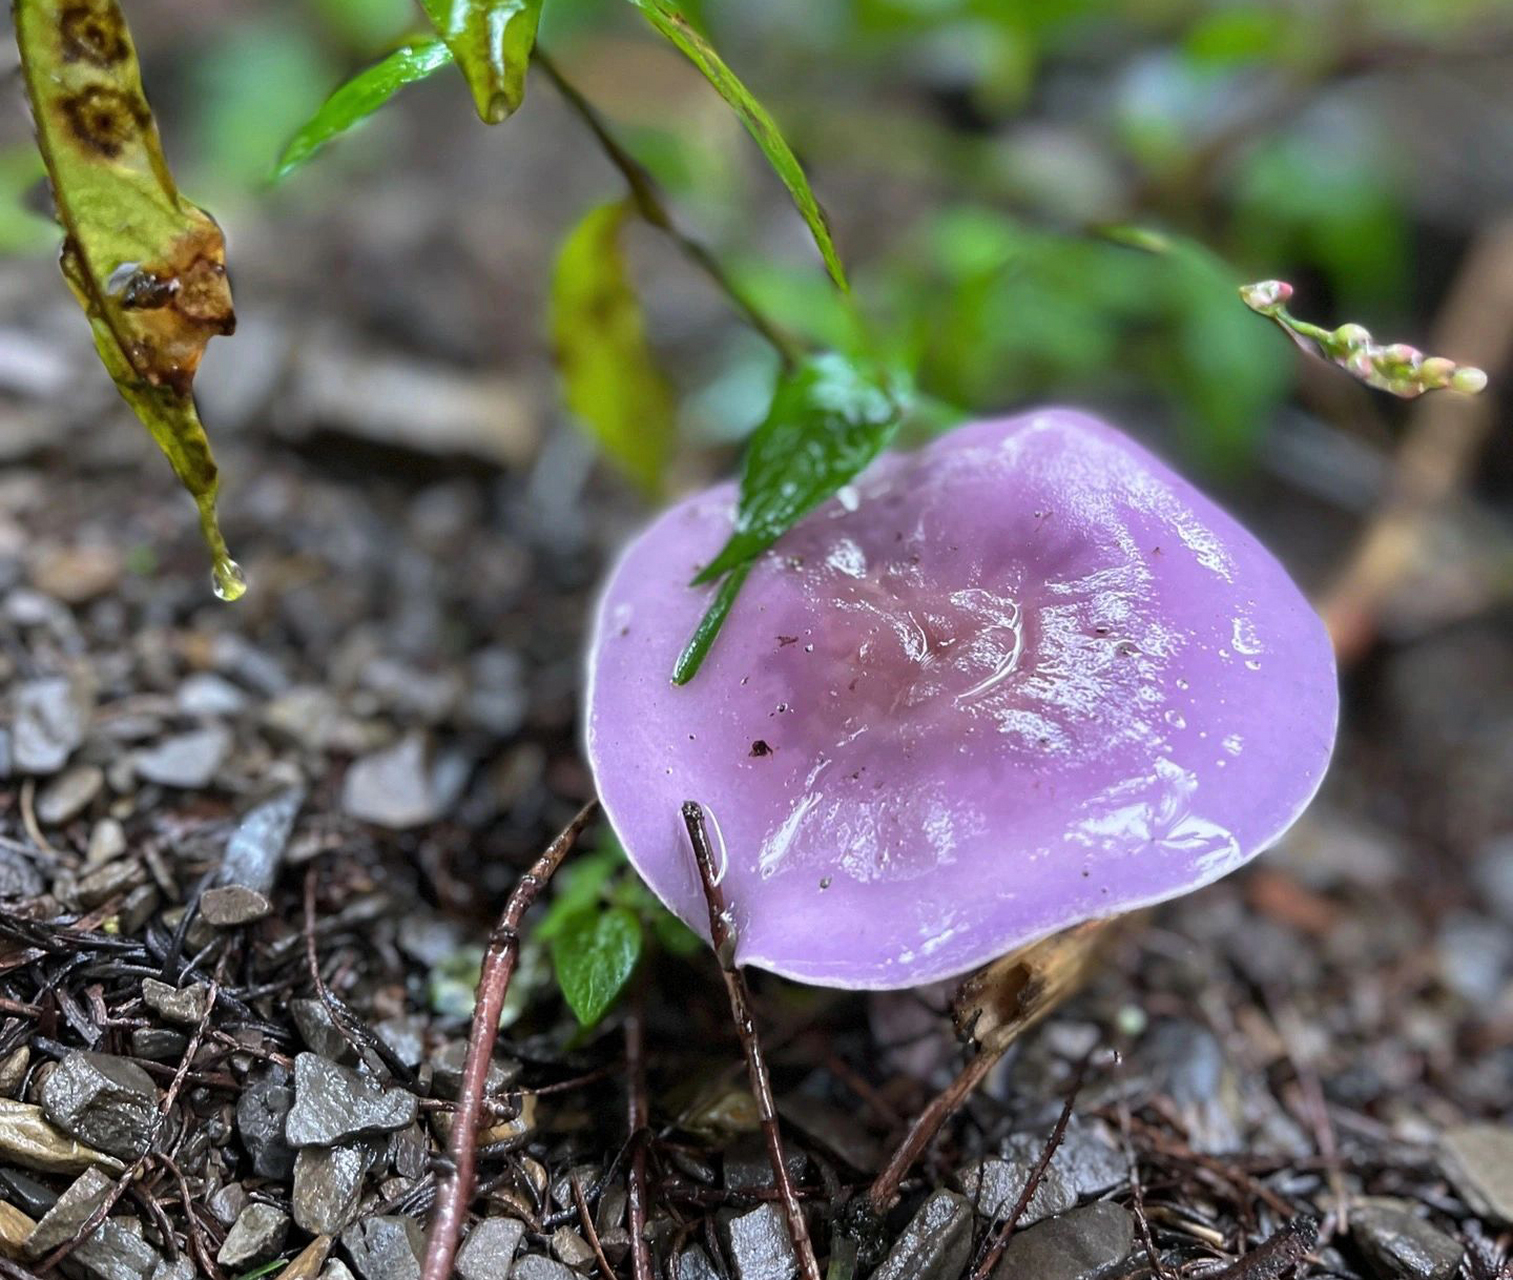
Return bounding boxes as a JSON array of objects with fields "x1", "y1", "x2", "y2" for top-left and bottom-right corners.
[{"x1": 585, "y1": 411, "x2": 1338, "y2": 989}]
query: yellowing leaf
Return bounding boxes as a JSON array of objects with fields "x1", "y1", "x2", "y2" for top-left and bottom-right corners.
[
  {"x1": 625, "y1": 0, "x2": 848, "y2": 291},
  {"x1": 551, "y1": 200, "x2": 677, "y2": 496},
  {"x1": 422, "y1": 0, "x2": 543, "y2": 123},
  {"x1": 15, "y1": 0, "x2": 243, "y2": 599}
]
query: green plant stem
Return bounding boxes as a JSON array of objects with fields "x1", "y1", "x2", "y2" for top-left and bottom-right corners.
[{"x1": 534, "y1": 47, "x2": 804, "y2": 369}]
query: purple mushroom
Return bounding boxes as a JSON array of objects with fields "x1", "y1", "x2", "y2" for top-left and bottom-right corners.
[{"x1": 585, "y1": 410, "x2": 1338, "y2": 989}]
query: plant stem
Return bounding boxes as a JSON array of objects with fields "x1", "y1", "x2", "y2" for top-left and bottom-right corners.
[
  {"x1": 535, "y1": 47, "x2": 805, "y2": 370},
  {"x1": 626, "y1": 982, "x2": 653, "y2": 1280},
  {"x1": 420, "y1": 801, "x2": 599, "y2": 1280},
  {"x1": 682, "y1": 801, "x2": 821, "y2": 1280}
]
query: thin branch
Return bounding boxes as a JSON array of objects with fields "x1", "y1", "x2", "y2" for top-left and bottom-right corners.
[
  {"x1": 967, "y1": 1053, "x2": 1090, "y2": 1280},
  {"x1": 570, "y1": 1174, "x2": 618, "y2": 1280},
  {"x1": 534, "y1": 47, "x2": 805, "y2": 369},
  {"x1": 626, "y1": 981, "x2": 653, "y2": 1280},
  {"x1": 419, "y1": 801, "x2": 598, "y2": 1280},
  {"x1": 1205, "y1": 1216, "x2": 1319, "y2": 1280},
  {"x1": 681, "y1": 801, "x2": 821, "y2": 1280}
]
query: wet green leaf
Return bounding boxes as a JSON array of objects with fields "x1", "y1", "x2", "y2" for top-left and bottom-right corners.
[
  {"x1": 624, "y1": 0, "x2": 848, "y2": 290},
  {"x1": 15, "y1": 0, "x2": 243, "y2": 600},
  {"x1": 551, "y1": 905, "x2": 643, "y2": 1027},
  {"x1": 535, "y1": 848, "x2": 623, "y2": 940},
  {"x1": 273, "y1": 38, "x2": 454, "y2": 181},
  {"x1": 674, "y1": 353, "x2": 901, "y2": 684},
  {"x1": 693, "y1": 353, "x2": 900, "y2": 584},
  {"x1": 551, "y1": 200, "x2": 677, "y2": 495},
  {"x1": 422, "y1": 0, "x2": 543, "y2": 123}
]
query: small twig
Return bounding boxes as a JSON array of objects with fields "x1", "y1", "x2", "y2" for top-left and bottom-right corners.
[
  {"x1": 967, "y1": 1053, "x2": 1090, "y2": 1280},
  {"x1": 681, "y1": 801, "x2": 821, "y2": 1280},
  {"x1": 571, "y1": 1173, "x2": 618, "y2": 1280},
  {"x1": 1204, "y1": 1215, "x2": 1319, "y2": 1280},
  {"x1": 535, "y1": 47, "x2": 805, "y2": 369},
  {"x1": 626, "y1": 981, "x2": 653, "y2": 1280},
  {"x1": 419, "y1": 801, "x2": 598, "y2": 1280},
  {"x1": 1114, "y1": 1054, "x2": 1171, "y2": 1280},
  {"x1": 39, "y1": 977, "x2": 221, "y2": 1275}
]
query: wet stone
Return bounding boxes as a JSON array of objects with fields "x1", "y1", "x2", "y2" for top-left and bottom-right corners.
[
  {"x1": 141, "y1": 979, "x2": 210, "y2": 1026},
  {"x1": 342, "y1": 732, "x2": 455, "y2": 830},
  {"x1": 549, "y1": 1227, "x2": 594, "y2": 1269},
  {"x1": 200, "y1": 884, "x2": 273, "y2": 926},
  {"x1": 727, "y1": 1203, "x2": 798, "y2": 1280},
  {"x1": 36, "y1": 764, "x2": 103, "y2": 825},
  {"x1": 13, "y1": 675, "x2": 92, "y2": 775},
  {"x1": 0, "y1": 1165, "x2": 59, "y2": 1217},
  {"x1": 1443, "y1": 1124, "x2": 1513, "y2": 1225},
  {"x1": 292, "y1": 1141, "x2": 378, "y2": 1236},
  {"x1": 86, "y1": 819, "x2": 127, "y2": 866},
  {"x1": 133, "y1": 726, "x2": 232, "y2": 789},
  {"x1": 176, "y1": 673, "x2": 249, "y2": 717},
  {"x1": 217, "y1": 1203, "x2": 290, "y2": 1269},
  {"x1": 71, "y1": 860, "x2": 145, "y2": 911},
  {"x1": 991, "y1": 1202, "x2": 1134, "y2": 1280},
  {"x1": 455, "y1": 1216, "x2": 524, "y2": 1280},
  {"x1": 69, "y1": 1218, "x2": 161, "y2": 1280},
  {"x1": 955, "y1": 1120, "x2": 1124, "y2": 1226},
  {"x1": 0, "y1": 1098, "x2": 122, "y2": 1176},
  {"x1": 0, "y1": 843, "x2": 44, "y2": 897},
  {"x1": 1351, "y1": 1203, "x2": 1463, "y2": 1280},
  {"x1": 40, "y1": 1051, "x2": 158, "y2": 1160},
  {"x1": 292, "y1": 999, "x2": 354, "y2": 1062},
  {"x1": 429, "y1": 1041, "x2": 518, "y2": 1098},
  {"x1": 0, "y1": 1200, "x2": 35, "y2": 1259},
  {"x1": 129, "y1": 1028, "x2": 187, "y2": 1061},
  {"x1": 151, "y1": 1260, "x2": 194, "y2": 1280},
  {"x1": 219, "y1": 787, "x2": 304, "y2": 897},
  {"x1": 724, "y1": 1133, "x2": 811, "y2": 1192},
  {"x1": 280, "y1": 1234, "x2": 334, "y2": 1280},
  {"x1": 286, "y1": 1053, "x2": 419, "y2": 1147},
  {"x1": 674, "y1": 1246, "x2": 722, "y2": 1280},
  {"x1": 0, "y1": 1046, "x2": 27, "y2": 1096},
  {"x1": 236, "y1": 1072, "x2": 297, "y2": 1179},
  {"x1": 873, "y1": 1189, "x2": 973, "y2": 1280},
  {"x1": 373, "y1": 1016, "x2": 426, "y2": 1068},
  {"x1": 511, "y1": 1258, "x2": 576, "y2": 1280},
  {"x1": 24, "y1": 1166, "x2": 113, "y2": 1258},
  {"x1": 207, "y1": 1183, "x2": 248, "y2": 1227},
  {"x1": 342, "y1": 1216, "x2": 425, "y2": 1280}
]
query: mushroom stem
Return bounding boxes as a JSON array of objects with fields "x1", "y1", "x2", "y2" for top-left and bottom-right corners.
[
  {"x1": 866, "y1": 918, "x2": 1113, "y2": 1213},
  {"x1": 420, "y1": 801, "x2": 599, "y2": 1280},
  {"x1": 682, "y1": 800, "x2": 823, "y2": 1280}
]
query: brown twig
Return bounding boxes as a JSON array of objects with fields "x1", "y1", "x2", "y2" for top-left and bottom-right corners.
[
  {"x1": 570, "y1": 1174, "x2": 618, "y2": 1280},
  {"x1": 419, "y1": 801, "x2": 598, "y2": 1280},
  {"x1": 681, "y1": 801, "x2": 821, "y2": 1280},
  {"x1": 1321, "y1": 219, "x2": 1513, "y2": 661},
  {"x1": 1205, "y1": 1215, "x2": 1319, "y2": 1280},
  {"x1": 868, "y1": 920, "x2": 1109, "y2": 1213},
  {"x1": 625, "y1": 981, "x2": 653, "y2": 1280},
  {"x1": 1114, "y1": 1055, "x2": 1171, "y2": 1280},
  {"x1": 39, "y1": 977, "x2": 221, "y2": 1276},
  {"x1": 967, "y1": 1054, "x2": 1090, "y2": 1280}
]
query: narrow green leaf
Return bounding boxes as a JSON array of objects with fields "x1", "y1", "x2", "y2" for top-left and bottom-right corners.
[
  {"x1": 15, "y1": 0, "x2": 243, "y2": 600},
  {"x1": 551, "y1": 200, "x2": 677, "y2": 495},
  {"x1": 693, "y1": 353, "x2": 901, "y2": 584},
  {"x1": 422, "y1": 0, "x2": 543, "y2": 123},
  {"x1": 551, "y1": 906, "x2": 643, "y2": 1027},
  {"x1": 624, "y1": 0, "x2": 848, "y2": 290},
  {"x1": 671, "y1": 557, "x2": 751, "y2": 685},
  {"x1": 273, "y1": 39, "x2": 454, "y2": 181}
]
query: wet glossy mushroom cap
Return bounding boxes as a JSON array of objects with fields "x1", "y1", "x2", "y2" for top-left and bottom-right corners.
[{"x1": 585, "y1": 410, "x2": 1338, "y2": 989}]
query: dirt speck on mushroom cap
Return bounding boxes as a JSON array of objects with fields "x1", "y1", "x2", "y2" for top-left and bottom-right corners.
[{"x1": 585, "y1": 410, "x2": 1338, "y2": 989}]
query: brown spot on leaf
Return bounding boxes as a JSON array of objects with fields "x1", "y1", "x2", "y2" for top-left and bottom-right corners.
[
  {"x1": 59, "y1": 84, "x2": 143, "y2": 157},
  {"x1": 60, "y1": 1, "x2": 130, "y2": 66}
]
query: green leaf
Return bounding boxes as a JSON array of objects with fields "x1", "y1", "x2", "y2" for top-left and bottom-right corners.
[
  {"x1": 673, "y1": 353, "x2": 901, "y2": 684},
  {"x1": 535, "y1": 848, "x2": 623, "y2": 940},
  {"x1": 273, "y1": 39, "x2": 454, "y2": 181},
  {"x1": 624, "y1": 0, "x2": 847, "y2": 290},
  {"x1": 15, "y1": 0, "x2": 243, "y2": 600},
  {"x1": 551, "y1": 201, "x2": 677, "y2": 495},
  {"x1": 422, "y1": 0, "x2": 543, "y2": 123},
  {"x1": 551, "y1": 906, "x2": 643, "y2": 1027},
  {"x1": 693, "y1": 353, "x2": 901, "y2": 584}
]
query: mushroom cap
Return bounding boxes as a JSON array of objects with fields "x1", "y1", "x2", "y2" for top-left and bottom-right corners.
[{"x1": 585, "y1": 411, "x2": 1338, "y2": 989}]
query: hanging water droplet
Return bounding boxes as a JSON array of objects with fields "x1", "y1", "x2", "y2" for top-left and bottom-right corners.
[
  {"x1": 1164, "y1": 709, "x2": 1187, "y2": 730},
  {"x1": 212, "y1": 556, "x2": 247, "y2": 602}
]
